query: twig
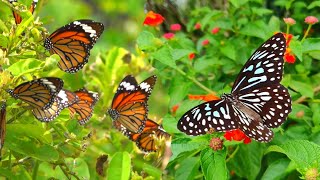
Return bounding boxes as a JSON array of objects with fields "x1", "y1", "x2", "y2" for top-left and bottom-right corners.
[{"x1": 226, "y1": 145, "x2": 239, "y2": 163}]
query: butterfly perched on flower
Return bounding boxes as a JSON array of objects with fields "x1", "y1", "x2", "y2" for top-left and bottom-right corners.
[
  {"x1": 7, "y1": 77, "x2": 64, "y2": 110},
  {"x1": 44, "y1": 19, "x2": 104, "y2": 73},
  {"x1": 31, "y1": 89, "x2": 78, "y2": 122},
  {"x1": 177, "y1": 33, "x2": 292, "y2": 142},
  {"x1": 9, "y1": 0, "x2": 38, "y2": 25},
  {"x1": 113, "y1": 119, "x2": 170, "y2": 152},
  {"x1": 0, "y1": 101, "x2": 6, "y2": 159},
  {"x1": 108, "y1": 75, "x2": 157, "y2": 133},
  {"x1": 68, "y1": 88, "x2": 99, "y2": 125}
]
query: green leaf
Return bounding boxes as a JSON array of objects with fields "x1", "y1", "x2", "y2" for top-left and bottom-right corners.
[
  {"x1": 136, "y1": 31, "x2": 157, "y2": 51},
  {"x1": 220, "y1": 43, "x2": 236, "y2": 61},
  {"x1": 170, "y1": 138, "x2": 204, "y2": 162},
  {"x1": 290, "y1": 39, "x2": 302, "y2": 61},
  {"x1": 152, "y1": 46, "x2": 177, "y2": 69},
  {"x1": 172, "y1": 49, "x2": 192, "y2": 61},
  {"x1": 7, "y1": 58, "x2": 43, "y2": 76},
  {"x1": 0, "y1": 19, "x2": 9, "y2": 33},
  {"x1": 201, "y1": 148, "x2": 228, "y2": 180},
  {"x1": 307, "y1": 1, "x2": 320, "y2": 9},
  {"x1": 261, "y1": 158, "x2": 290, "y2": 180},
  {"x1": 15, "y1": 14, "x2": 34, "y2": 38},
  {"x1": 229, "y1": 0, "x2": 248, "y2": 8},
  {"x1": 289, "y1": 80, "x2": 314, "y2": 98},
  {"x1": 266, "y1": 140, "x2": 320, "y2": 175},
  {"x1": 168, "y1": 76, "x2": 191, "y2": 107},
  {"x1": 228, "y1": 142, "x2": 265, "y2": 180},
  {"x1": 107, "y1": 152, "x2": 131, "y2": 180},
  {"x1": 302, "y1": 38, "x2": 320, "y2": 53},
  {"x1": 239, "y1": 21, "x2": 269, "y2": 39},
  {"x1": 0, "y1": 34, "x2": 8, "y2": 48},
  {"x1": 175, "y1": 157, "x2": 200, "y2": 180}
]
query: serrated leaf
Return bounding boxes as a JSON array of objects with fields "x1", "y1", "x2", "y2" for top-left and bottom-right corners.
[
  {"x1": 107, "y1": 152, "x2": 131, "y2": 180},
  {"x1": 152, "y1": 46, "x2": 177, "y2": 69},
  {"x1": 302, "y1": 38, "x2": 320, "y2": 53},
  {"x1": 175, "y1": 157, "x2": 200, "y2": 180},
  {"x1": 170, "y1": 138, "x2": 204, "y2": 161},
  {"x1": 266, "y1": 140, "x2": 320, "y2": 174},
  {"x1": 290, "y1": 39, "x2": 302, "y2": 61},
  {"x1": 201, "y1": 148, "x2": 227, "y2": 180}
]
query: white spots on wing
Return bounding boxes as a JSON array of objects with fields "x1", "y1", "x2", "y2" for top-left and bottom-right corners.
[
  {"x1": 254, "y1": 68, "x2": 264, "y2": 74},
  {"x1": 73, "y1": 21, "x2": 97, "y2": 38},
  {"x1": 120, "y1": 81, "x2": 135, "y2": 91},
  {"x1": 265, "y1": 63, "x2": 274, "y2": 67},
  {"x1": 139, "y1": 82, "x2": 151, "y2": 92},
  {"x1": 189, "y1": 122, "x2": 194, "y2": 127},
  {"x1": 213, "y1": 111, "x2": 220, "y2": 118},
  {"x1": 243, "y1": 65, "x2": 254, "y2": 72},
  {"x1": 277, "y1": 105, "x2": 282, "y2": 109},
  {"x1": 204, "y1": 103, "x2": 211, "y2": 111}
]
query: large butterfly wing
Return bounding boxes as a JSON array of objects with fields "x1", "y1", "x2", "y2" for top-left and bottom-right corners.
[
  {"x1": 237, "y1": 84, "x2": 292, "y2": 128},
  {"x1": 68, "y1": 89, "x2": 99, "y2": 125},
  {"x1": 10, "y1": 0, "x2": 38, "y2": 25},
  {"x1": 7, "y1": 77, "x2": 63, "y2": 110},
  {"x1": 44, "y1": 20, "x2": 104, "y2": 73},
  {"x1": 31, "y1": 98, "x2": 62, "y2": 122},
  {"x1": 139, "y1": 75, "x2": 157, "y2": 100},
  {"x1": 177, "y1": 99, "x2": 238, "y2": 135},
  {"x1": 57, "y1": 89, "x2": 79, "y2": 108},
  {"x1": 0, "y1": 102, "x2": 6, "y2": 155},
  {"x1": 108, "y1": 75, "x2": 148, "y2": 133},
  {"x1": 231, "y1": 33, "x2": 286, "y2": 94}
]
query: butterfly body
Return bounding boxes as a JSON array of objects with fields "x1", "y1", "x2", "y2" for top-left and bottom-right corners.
[
  {"x1": 178, "y1": 33, "x2": 292, "y2": 142},
  {"x1": 44, "y1": 20, "x2": 104, "y2": 73}
]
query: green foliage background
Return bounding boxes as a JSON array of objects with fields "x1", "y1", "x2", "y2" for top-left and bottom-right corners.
[{"x1": 1, "y1": 0, "x2": 320, "y2": 179}]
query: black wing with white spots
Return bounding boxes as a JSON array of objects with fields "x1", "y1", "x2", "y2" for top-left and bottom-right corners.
[{"x1": 178, "y1": 33, "x2": 292, "y2": 143}]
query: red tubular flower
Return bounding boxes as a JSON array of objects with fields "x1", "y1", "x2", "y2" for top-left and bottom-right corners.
[
  {"x1": 188, "y1": 52, "x2": 195, "y2": 60},
  {"x1": 163, "y1": 32, "x2": 175, "y2": 39},
  {"x1": 202, "y1": 39, "x2": 210, "y2": 46},
  {"x1": 224, "y1": 129, "x2": 251, "y2": 144},
  {"x1": 211, "y1": 27, "x2": 220, "y2": 34},
  {"x1": 188, "y1": 94, "x2": 220, "y2": 102},
  {"x1": 171, "y1": 104, "x2": 179, "y2": 114},
  {"x1": 194, "y1": 23, "x2": 201, "y2": 30},
  {"x1": 283, "y1": 17, "x2": 296, "y2": 25},
  {"x1": 305, "y1": 16, "x2": 319, "y2": 25},
  {"x1": 143, "y1": 11, "x2": 165, "y2": 26},
  {"x1": 284, "y1": 48, "x2": 296, "y2": 63},
  {"x1": 170, "y1": 23, "x2": 181, "y2": 31}
]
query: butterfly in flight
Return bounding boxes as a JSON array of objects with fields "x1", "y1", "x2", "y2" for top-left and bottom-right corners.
[
  {"x1": 68, "y1": 88, "x2": 99, "y2": 125},
  {"x1": 44, "y1": 19, "x2": 104, "y2": 73},
  {"x1": 32, "y1": 89, "x2": 78, "y2": 122},
  {"x1": 0, "y1": 101, "x2": 6, "y2": 159},
  {"x1": 113, "y1": 119, "x2": 170, "y2": 152},
  {"x1": 7, "y1": 77, "x2": 64, "y2": 110},
  {"x1": 9, "y1": 0, "x2": 38, "y2": 25},
  {"x1": 177, "y1": 33, "x2": 292, "y2": 142},
  {"x1": 108, "y1": 75, "x2": 157, "y2": 133}
]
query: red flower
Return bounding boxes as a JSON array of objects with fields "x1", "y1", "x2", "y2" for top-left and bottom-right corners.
[
  {"x1": 202, "y1": 39, "x2": 210, "y2": 46},
  {"x1": 284, "y1": 48, "x2": 296, "y2": 63},
  {"x1": 283, "y1": 17, "x2": 296, "y2": 25},
  {"x1": 224, "y1": 129, "x2": 251, "y2": 144},
  {"x1": 305, "y1": 16, "x2": 319, "y2": 25},
  {"x1": 163, "y1": 32, "x2": 175, "y2": 39},
  {"x1": 211, "y1": 27, "x2": 220, "y2": 34},
  {"x1": 170, "y1": 23, "x2": 181, "y2": 31},
  {"x1": 194, "y1": 23, "x2": 201, "y2": 30},
  {"x1": 188, "y1": 94, "x2": 219, "y2": 102},
  {"x1": 143, "y1": 11, "x2": 165, "y2": 26},
  {"x1": 283, "y1": 33, "x2": 293, "y2": 46},
  {"x1": 171, "y1": 104, "x2": 179, "y2": 114},
  {"x1": 188, "y1": 53, "x2": 195, "y2": 60}
]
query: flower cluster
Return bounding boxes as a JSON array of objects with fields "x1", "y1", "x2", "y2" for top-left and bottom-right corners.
[
  {"x1": 143, "y1": 11, "x2": 165, "y2": 26},
  {"x1": 224, "y1": 129, "x2": 251, "y2": 144}
]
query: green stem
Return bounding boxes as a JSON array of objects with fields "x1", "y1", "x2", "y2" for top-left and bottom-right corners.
[
  {"x1": 49, "y1": 123, "x2": 65, "y2": 138},
  {"x1": 286, "y1": 24, "x2": 290, "y2": 35},
  {"x1": 175, "y1": 68, "x2": 216, "y2": 95},
  {"x1": 32, "y1": 160, "x2": 39, "y2": 179},
  {"x1": 226, "y1": 145, "x2": 239, "y2": 163},
  {"x1": 7, "y1": 110, "x2": 27, "y2": 124},
  {"x1": 301, "y1": 24, "x2": 312, "y2": 43},
  {"x1": 59, "y1": 165, "x2": 71, "y2": 180}
]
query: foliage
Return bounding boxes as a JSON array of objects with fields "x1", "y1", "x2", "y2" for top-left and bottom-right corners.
[{"x1": 1, "y1": 0, "x2": 320, "y2": 179}]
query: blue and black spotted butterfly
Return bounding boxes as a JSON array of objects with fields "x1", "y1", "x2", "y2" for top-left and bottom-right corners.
[{"x1": 177, "y1": 33, "x2": 292, "y2": 142}]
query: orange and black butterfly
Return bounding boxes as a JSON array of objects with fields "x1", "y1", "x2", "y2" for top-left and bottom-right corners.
[
  {"x1": 7, "y1": 77, "x2": 64, "y2": 110},
  {"x1": 108, "y1": 75, "x2": 157, "y2": 133},
  {"x1": 44, "y1": 20, "x2": 104, "y2": 73},
  {"x1": 0, "y1": 101, "x2": 6, "y2": 159},
  {"x1": 68, "y1": 88, "x2": 99, "y2": 125},
  {"x1": 9, "y1": 0, "x2": 38, "y2": 25},
  {"x1": 32, "y1": 89, "x2": 78, "y2": 122},
  {"x1": 113, "y1": 119, "x2": 170, "y2": 152}
]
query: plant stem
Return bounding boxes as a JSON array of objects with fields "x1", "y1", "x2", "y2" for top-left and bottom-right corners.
[
  {"x1": 294, "y1": 84, "x2": 320, "y2": 104},
  {"x1": 7, "y1": 109, "x2": 27, "y2": 124},
  {"x1": 59, "y1": 165, "x2": 71, "y2": 180},
  {"x1": 226, "y1": 145, "x2": 239, "y2": 163},
  {"x1": 301, "y1": 24, "x2": 312, "y2": 43},
  {"x1": 32, "y1": 160, "x2": 39, "y2": 179},
  {"x1": 175, "y1": 68, "x2": 217, "y2": 95}
]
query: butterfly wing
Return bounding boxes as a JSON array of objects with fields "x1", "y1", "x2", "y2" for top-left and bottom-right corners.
[
  {"x1": 68, "y1": 89, "x2": 99, "y2": 125},
  {"x1": 178, "y1": 99, "x2": 238, "y2": 135},
  {"x1": 10, "y1": 0, "x2": 37, "y2": 24},
  {"x1": 237, "y1": 84, "x2": 292, "y2": 128},
  {"x1": 7, "y1": 77, "x2": 63, "y2": 110},
  {"x1": 31, "y1": 98, "x2": 63, "y2": 122},
  {"x1": 44, "y1": 20, "x2": 104, "y2": 73},
  {"x1": 231, "y1": 33, "x2": 286, "y2": 94},
  {"x1": 57, "y1": 89, "x2": 79, "y2": 108}
]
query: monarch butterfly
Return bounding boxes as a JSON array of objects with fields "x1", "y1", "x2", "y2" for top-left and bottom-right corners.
[
  {"x1": 7, "y1": 77, "x2": 64, "y2": 110},
  {"x1": 68, "y1": 88, "x2": 99, "y2": 125},
  {"x1": 113, "y1": 119, "x2": 170, "y2": 152},
  {"x1": 9, "y1": 0, "x2": 38, "y2": 25},
  {"x1": 44, "y1": 20, "x2": 104, "y2": 73},
  {"x1": 0, "y1": 101, "x2": 6, "y2": 159},
  {"x1": 108, "y1": 75, "x2": 157, "y2": 133},
  {"x1": 31, "y1": 89, "x2": 78, "y2": 122}
]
